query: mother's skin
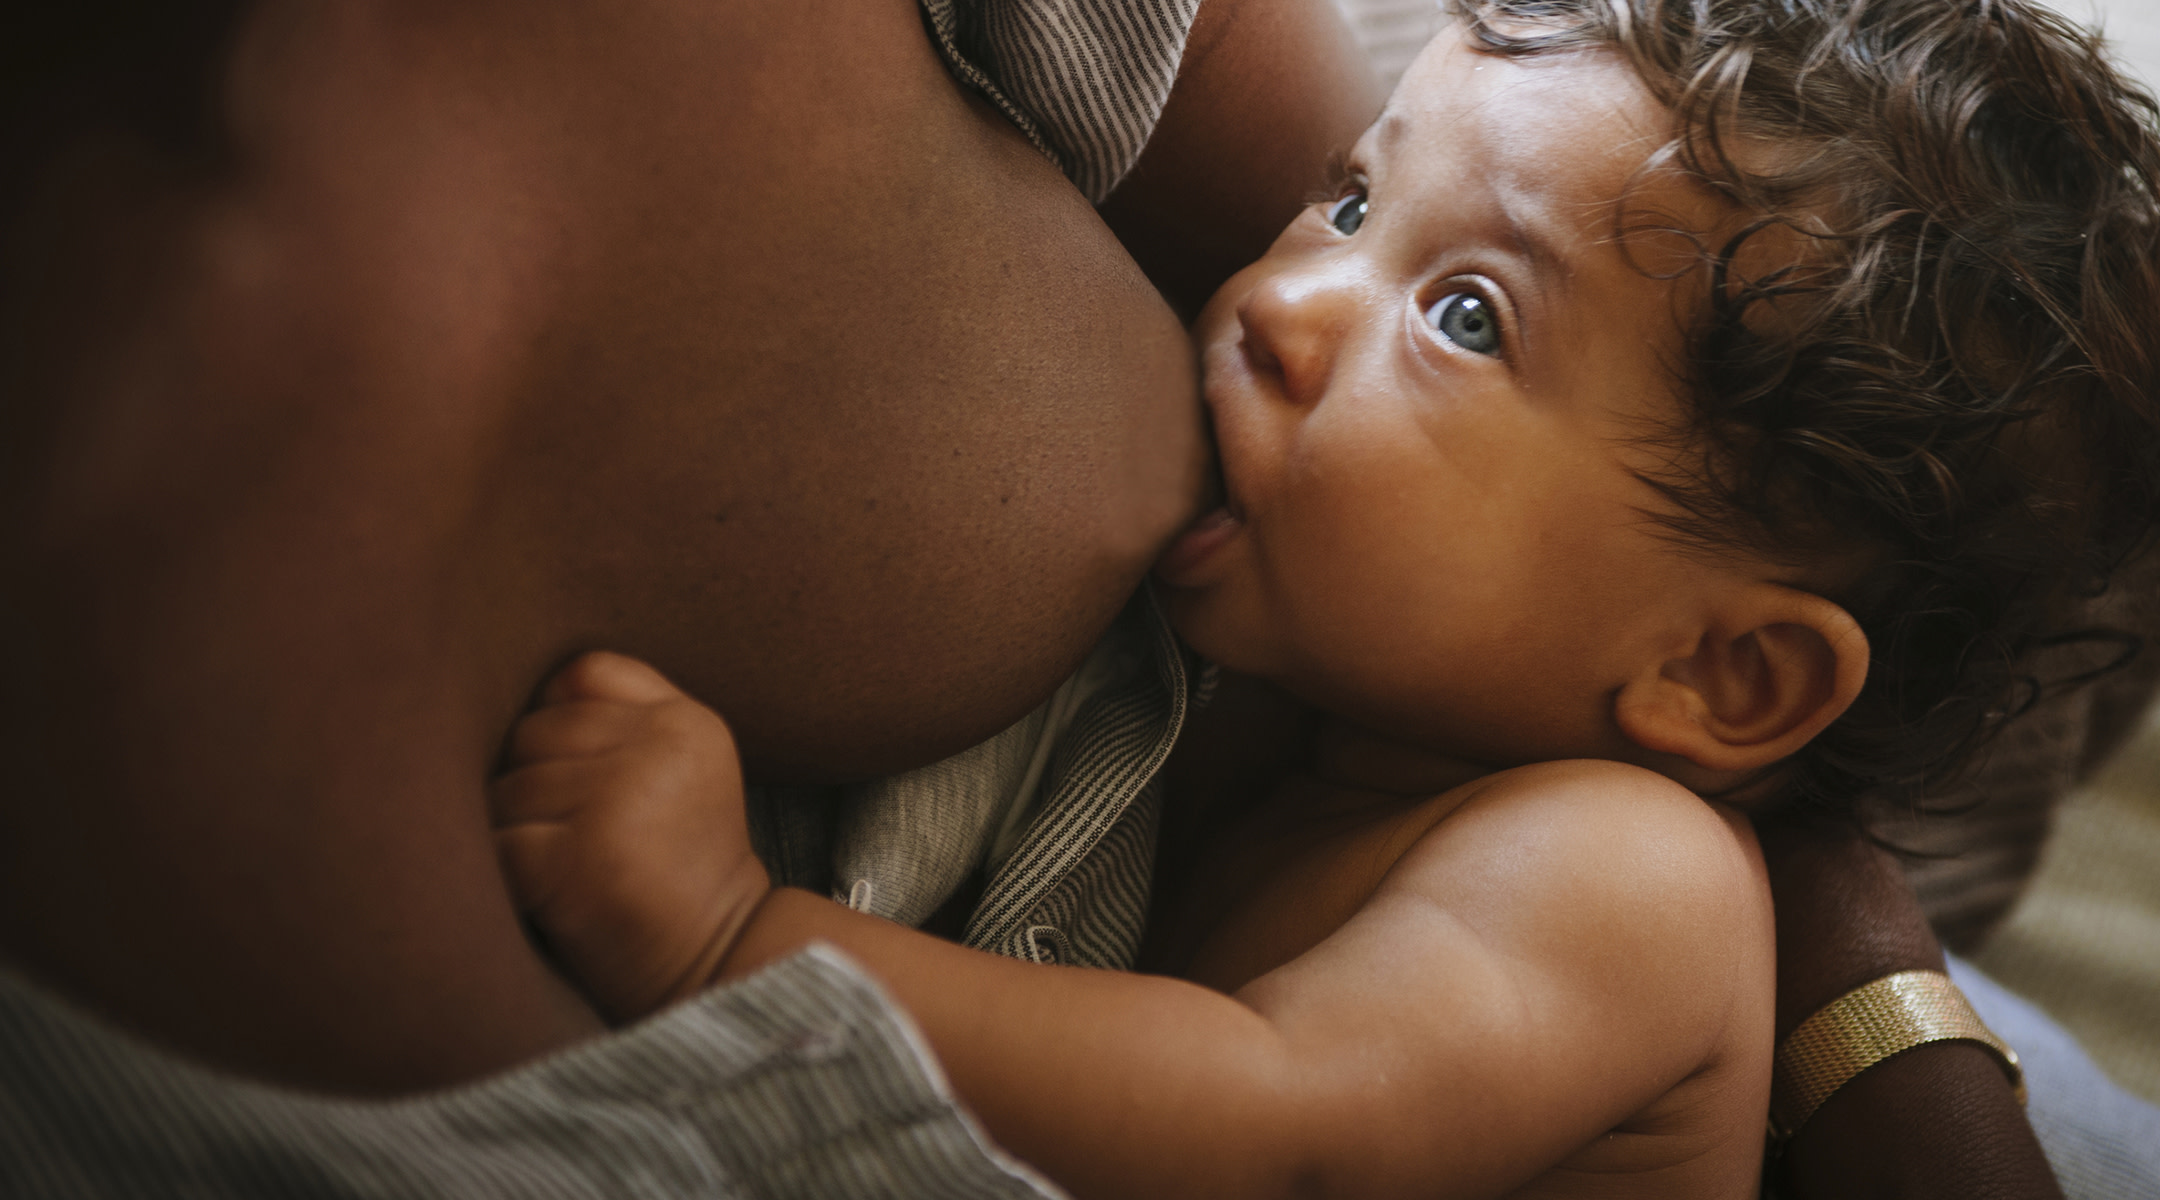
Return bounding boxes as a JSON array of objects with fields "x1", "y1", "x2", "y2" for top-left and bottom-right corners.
[{"x1": 0, "y1": 0, "x2": 1372, "y2": 1092}]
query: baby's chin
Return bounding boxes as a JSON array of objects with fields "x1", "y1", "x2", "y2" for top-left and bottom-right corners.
[{"x1": 1159, "y1": 584, "x2": 1277, "y2": 681}]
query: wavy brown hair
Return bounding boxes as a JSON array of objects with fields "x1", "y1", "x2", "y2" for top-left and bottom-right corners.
[{"x1": 1447, "y1": 0, "x2": 2160, "y2": 821}]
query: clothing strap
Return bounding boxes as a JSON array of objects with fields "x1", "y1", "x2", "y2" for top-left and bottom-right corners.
[{"x1": 1771, "y1": 968, "x2": 2025, "y2": 1140}]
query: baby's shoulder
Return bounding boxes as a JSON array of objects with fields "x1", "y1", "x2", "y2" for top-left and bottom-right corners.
[
  {"x1": 1402, "y1": 763, "x2": 1775, "y2": 1198},
  {"x1": 1387, "y1": 759, "x2": 1772, "y2": 963},
  {"x1": 1428, "y1": 758, "x2": 1762, "y2": 872}
]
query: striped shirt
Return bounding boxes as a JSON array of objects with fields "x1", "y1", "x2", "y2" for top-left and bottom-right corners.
[
  {"x1": 921, "y1": 0, "x2": 1203, "y2": 202},
  {"x1": 0, "y1": 947, "x2": 1059, "y2": 1199},
  {"x1": 754, "y1": 589, "x2": 1198, "y2": 972},
  {"x1": 0, "y1": 6, "x2": 1200, "y2": 1194}
]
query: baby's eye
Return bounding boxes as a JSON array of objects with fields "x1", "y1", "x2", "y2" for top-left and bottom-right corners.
[
  {"x1": 1325, "y1": 188, "x2": 1368, "y2": 236},
  {"x1": 1424, "y1": 292, "x2": 1500, "y2": 356}
]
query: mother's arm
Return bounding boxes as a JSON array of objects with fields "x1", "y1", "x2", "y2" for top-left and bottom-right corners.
[
  {"x1": 1100, "y1": 0, "x2": 1387, "y2": 319},
  {"x1": 1761, "y1": 823, "x2": 2063, "y2": 1200}
]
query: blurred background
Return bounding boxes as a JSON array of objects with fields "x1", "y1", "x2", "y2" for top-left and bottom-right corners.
[
  {"x1": 1327, "y1": 0, "x2": 2160, "y2": 1106},
  {"x1": 1956, "y1": 0, "x2": 2160, "y2": 1111}
]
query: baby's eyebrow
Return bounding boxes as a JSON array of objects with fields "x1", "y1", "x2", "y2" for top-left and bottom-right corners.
[
  {"x1": 1368, "y1": 102, "x2": 1566, "y2": 306},
  {"x1": 1495, "y1": 198, "x2": 1568, "y2": 297},
  {"x1": 1374, "y1": 110, "x2": 1410, "y2": 156}
]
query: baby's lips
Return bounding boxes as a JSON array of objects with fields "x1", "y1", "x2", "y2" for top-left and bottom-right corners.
[{"x1": 1154, "y1": 504, "x2": 1244, "y2": 587}]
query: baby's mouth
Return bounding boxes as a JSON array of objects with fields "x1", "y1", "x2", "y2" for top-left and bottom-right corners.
[
  {"x1": 1153, "y1": 360, "x2": 1252, "y2": 584},
  {"x1": 1155, "y1": 458, "x2": 1244, "y2": 587}
]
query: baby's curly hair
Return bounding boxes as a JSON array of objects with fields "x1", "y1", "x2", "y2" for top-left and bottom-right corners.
[{"x1": 1447, "y1": 0, "x2": 2160, "y2": 821}]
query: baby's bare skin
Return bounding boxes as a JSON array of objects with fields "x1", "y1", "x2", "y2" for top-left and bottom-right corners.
[{"x1": 1150, "y1": 755, "x2": 1772, "y2": 1200}]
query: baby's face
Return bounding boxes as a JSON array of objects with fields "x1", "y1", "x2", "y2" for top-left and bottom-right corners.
[{"x1": 1160, "y1": 29, "x2": 1753, "y2": 766}]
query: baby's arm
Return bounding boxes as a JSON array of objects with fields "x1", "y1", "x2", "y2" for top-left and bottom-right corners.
[{"x1": 494, "y1": 655, "x2": 1770, "y2": 1200}]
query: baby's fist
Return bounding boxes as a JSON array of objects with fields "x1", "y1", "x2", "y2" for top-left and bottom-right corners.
[{"x1": 491, "y1": 652, "x2": 770, "y2": 1022}]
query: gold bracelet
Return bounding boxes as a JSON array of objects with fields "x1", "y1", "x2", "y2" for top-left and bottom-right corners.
[{"x1": 1770, "y1": 969, "x2": 2025, "y2": 1140}]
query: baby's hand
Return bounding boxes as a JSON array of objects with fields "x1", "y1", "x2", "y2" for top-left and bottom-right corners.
[{"x1": 490, "y1": 651, "x2": 771, "y2": 1023}]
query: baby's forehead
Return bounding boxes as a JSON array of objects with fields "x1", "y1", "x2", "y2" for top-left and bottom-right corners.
[
  {"x1": 1357, "y1": 30, "x2": 1843, "y2": 440},
  {"x1": 1378, "y1": 37, "x2": 1716, "y2": 249},
  {"x1": 1384, "y1": 34, "x2": 1665, "y2": 178},
  {"x1": 1383, "y1": 35, "x2": 1803, "y2": 302}
]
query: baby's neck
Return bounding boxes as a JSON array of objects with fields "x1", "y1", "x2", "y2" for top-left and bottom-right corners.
[
  {"x1": 1307, "y1": 713, "x2": 1769, "y2": 803},
  {"x1": 1305, "y1": 714, "x2": 1787, "y2": 817},
  {"x1": 1307, "y1": 718, "x2": 1497, "y2": 799}
]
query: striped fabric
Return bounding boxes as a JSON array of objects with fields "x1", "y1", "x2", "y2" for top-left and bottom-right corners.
[
  {"x1": 921, "y1": 0, "x2": 1203, "y2": 202},
  {"x1": 831, "y1": 698, "x2": 1064, "y2": 931},
  {"x1": 964, "y1": 593, "x2": 1190, "y2": 968},
  {"x1": 0, "y1": 946, "x2": 1060, "y2": 1199},
  {"x1": 752, "y1": 588, "x2": 1197, "y2": 973}
]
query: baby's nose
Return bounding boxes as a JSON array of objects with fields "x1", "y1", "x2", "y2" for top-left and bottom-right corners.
[{"x1": 1235, "y1": 266, "x2": 1361, "y2": 410}]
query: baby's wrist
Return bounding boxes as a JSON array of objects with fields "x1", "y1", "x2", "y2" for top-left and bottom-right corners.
[
  {"x1": 602, "y1": 859, "x2": 776, "y2": 1020},
  {"x1": 671, "y1": 859, "x2": 767, "y2": 988},
  {"x1": 712, "y1": 886, "x2": 854, "y2": 984}
]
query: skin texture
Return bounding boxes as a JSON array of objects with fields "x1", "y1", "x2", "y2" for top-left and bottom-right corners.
[
  {"x1": 490, "y1": 31, "x2": 2062, "y2": 1199},
  {"x1": 0, "y1": 0, "x2": 1288, "y2": 1092}
]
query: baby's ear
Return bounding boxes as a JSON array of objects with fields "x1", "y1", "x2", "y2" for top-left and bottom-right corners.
[{"x1": 1613, "y1": 585, "x2": 1868, "y2": 775}]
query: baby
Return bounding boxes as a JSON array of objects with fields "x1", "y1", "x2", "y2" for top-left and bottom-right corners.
[{"x1": 490, "y1": 1, "x2": 2160, "y2": 1197}]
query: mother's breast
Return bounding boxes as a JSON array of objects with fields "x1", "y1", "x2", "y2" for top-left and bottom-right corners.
[{"x1": 501, "y1": 0, "x2": 1209, "y2": 779}]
